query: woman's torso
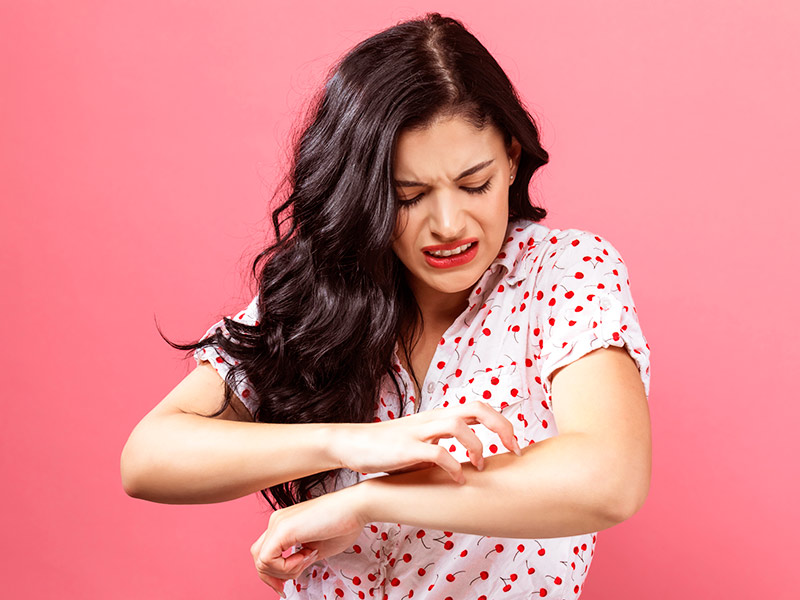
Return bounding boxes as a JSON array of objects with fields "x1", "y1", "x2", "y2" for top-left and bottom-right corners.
[{"x1": 292, "y1": 219, "x2": 599, "y2": 600}]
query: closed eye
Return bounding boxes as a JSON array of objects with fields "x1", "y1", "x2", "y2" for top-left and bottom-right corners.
[
  {"x1": 462, "y1": 179, "x2": 493, "y2": 195},
  {"x1": 397, "y1": 178, "x2": 493, "y2": 208}
]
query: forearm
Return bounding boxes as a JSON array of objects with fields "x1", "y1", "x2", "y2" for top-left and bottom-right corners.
[
  {"x1": 351, "y1": 433, "x2": 625, "y2": 539},
  {"x1": 121, "y1": 414, "x2": 339, "y2": 505}
]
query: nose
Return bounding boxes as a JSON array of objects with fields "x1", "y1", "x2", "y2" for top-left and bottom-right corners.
[{"x1": 428, "y1": 189, "x2": 466, "y2": 241}]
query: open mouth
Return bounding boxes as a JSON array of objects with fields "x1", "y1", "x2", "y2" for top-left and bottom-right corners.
[{"x1": 424, "y1": 241, "x2": 476, "y2": 258}]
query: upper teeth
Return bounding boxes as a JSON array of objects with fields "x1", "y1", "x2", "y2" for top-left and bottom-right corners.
[{"x1": 429, "y1": 243, "x2": 473, "y2": 257}]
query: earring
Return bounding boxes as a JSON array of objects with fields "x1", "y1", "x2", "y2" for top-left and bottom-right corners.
[{"x1": 510, "y1": 174, "x2": 515, "y2": 182}]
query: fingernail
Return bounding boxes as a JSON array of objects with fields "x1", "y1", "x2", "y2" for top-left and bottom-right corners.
[{"x1": 514, "y1": 443, "x2": 522, "y2": 456}]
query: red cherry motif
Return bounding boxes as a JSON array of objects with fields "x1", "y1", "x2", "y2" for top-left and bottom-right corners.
[
  {"x1": 312, "y1": 227, "x2": 642, "y2": 599},
  {"x1": 335, "y1": 588, "x2": 344, "y2": 597},
  {"x1": 484, "y1": 543, "x2": 504, "y2": 558}
]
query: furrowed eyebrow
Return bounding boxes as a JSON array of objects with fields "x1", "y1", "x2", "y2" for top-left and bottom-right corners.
[{"x1": 394, "y1": 159, "x2": 495, "y2": 187}]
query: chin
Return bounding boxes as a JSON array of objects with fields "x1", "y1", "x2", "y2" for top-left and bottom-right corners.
[{"x1": 428, "y1": 270, "x2": 484, "y2": 295}]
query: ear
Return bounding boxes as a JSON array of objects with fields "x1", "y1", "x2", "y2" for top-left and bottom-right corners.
[{"x1": 507, "y1": 136, "x2": 522, "y2": 176}]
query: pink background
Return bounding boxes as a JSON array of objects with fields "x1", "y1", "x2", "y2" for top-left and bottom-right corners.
[{"x1": 2, "y1": 1, "x2": 797, "y2": 598}]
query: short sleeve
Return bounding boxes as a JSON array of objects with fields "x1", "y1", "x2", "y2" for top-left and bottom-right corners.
[
  {"x1": 193, "y1": 294, "x2": 260, "y2": 416},
  {"x1": 530, "y1": 230, "x2": 651, "y2": 399}
]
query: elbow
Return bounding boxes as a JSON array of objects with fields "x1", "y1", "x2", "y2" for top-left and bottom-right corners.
[
  {"x1": 608, "y1": 476, "x2": 650, "y2": 523},
  {"x1": 120, "y1": 451, "x2": 141, "y2": 499},
  {"x1": 120, "y1": 440, "x2": 151, "y2": 500}
]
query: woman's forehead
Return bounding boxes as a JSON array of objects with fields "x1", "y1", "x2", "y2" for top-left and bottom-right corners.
[{"x1": 393, "y1": 117, "x2": 505, "y2": 181}]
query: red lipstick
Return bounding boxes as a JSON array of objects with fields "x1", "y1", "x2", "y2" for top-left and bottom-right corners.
[{"x1": 421, "y1": 238, "x2": 479, "y2": 269}]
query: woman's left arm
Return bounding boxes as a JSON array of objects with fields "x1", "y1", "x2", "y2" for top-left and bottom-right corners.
[
  {"x1": 355, "y1": 345, "x2": 651, "y2": 537},
  {"x1": 251, "y1": 345, "x2": 651, "y2": 592}
]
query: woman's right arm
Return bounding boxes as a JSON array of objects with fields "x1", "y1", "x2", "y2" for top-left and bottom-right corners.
[{"x1": 120, "y1": 360, "x2": 341, "y2": 504}]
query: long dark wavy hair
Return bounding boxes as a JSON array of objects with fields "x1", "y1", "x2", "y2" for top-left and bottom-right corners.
[{"x1": 162, "y1": 13, "x2": 549, "y2": 510}]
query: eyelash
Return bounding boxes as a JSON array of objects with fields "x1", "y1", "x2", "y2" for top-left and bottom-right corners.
[{"x1": 399, "y1": 179, "x2": 493, "y2": 207}]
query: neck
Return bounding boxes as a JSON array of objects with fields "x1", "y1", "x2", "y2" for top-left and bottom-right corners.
[{"x1": 405, "y1": 277, "x2": 472, "y2": 332}]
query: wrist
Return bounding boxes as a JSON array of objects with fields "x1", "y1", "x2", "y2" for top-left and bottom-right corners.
[
  {"x1": 320, "y1": 423, "x2": 351, "y2": 470},
  {"x1": 344, "y1": 476, "x2": 380, "y2": 527}
]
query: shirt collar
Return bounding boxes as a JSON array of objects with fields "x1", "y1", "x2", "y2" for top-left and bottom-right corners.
[{"x1": 487, "y1": 219, "x2": 538, "y2": 285}]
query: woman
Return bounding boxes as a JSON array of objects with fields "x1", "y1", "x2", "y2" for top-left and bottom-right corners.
[{"x1": 121, "y1": 13, "x2": 652, "y2": 599}]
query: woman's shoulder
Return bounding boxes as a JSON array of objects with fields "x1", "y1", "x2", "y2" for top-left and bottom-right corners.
[{"x1": 507, "y1": 218, "x2": 612, "y2": 248}]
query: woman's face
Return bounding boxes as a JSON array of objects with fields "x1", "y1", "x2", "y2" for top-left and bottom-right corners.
[{"x1": 391, "y1": 115, "x2": 520, "y2": 305}]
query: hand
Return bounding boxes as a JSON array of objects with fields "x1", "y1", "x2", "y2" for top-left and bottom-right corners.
[
  {"x1": 332, "y1": 401, "x2": 522, "y2": 484},
  {"x1": 250, "y1": 486, "x2": 366, "y2": 598}
]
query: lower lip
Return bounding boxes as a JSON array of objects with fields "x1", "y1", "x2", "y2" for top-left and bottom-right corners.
[{"x1": 423, "y1": 242, "x2": 479, "y2": 269}]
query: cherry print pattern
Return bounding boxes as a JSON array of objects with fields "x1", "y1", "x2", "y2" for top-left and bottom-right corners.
[{"x1": 194, "y1": 220, "x2": 650, "y2": 599}]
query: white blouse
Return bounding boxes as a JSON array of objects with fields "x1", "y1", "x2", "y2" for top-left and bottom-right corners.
[{"x1": 195, "y1": 218, "x2": 651, "y2": 599}]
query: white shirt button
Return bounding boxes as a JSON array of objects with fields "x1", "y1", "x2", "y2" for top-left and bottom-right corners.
[{"x1": 426, "y1": 382, "x2": 435, "y2": 394}]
